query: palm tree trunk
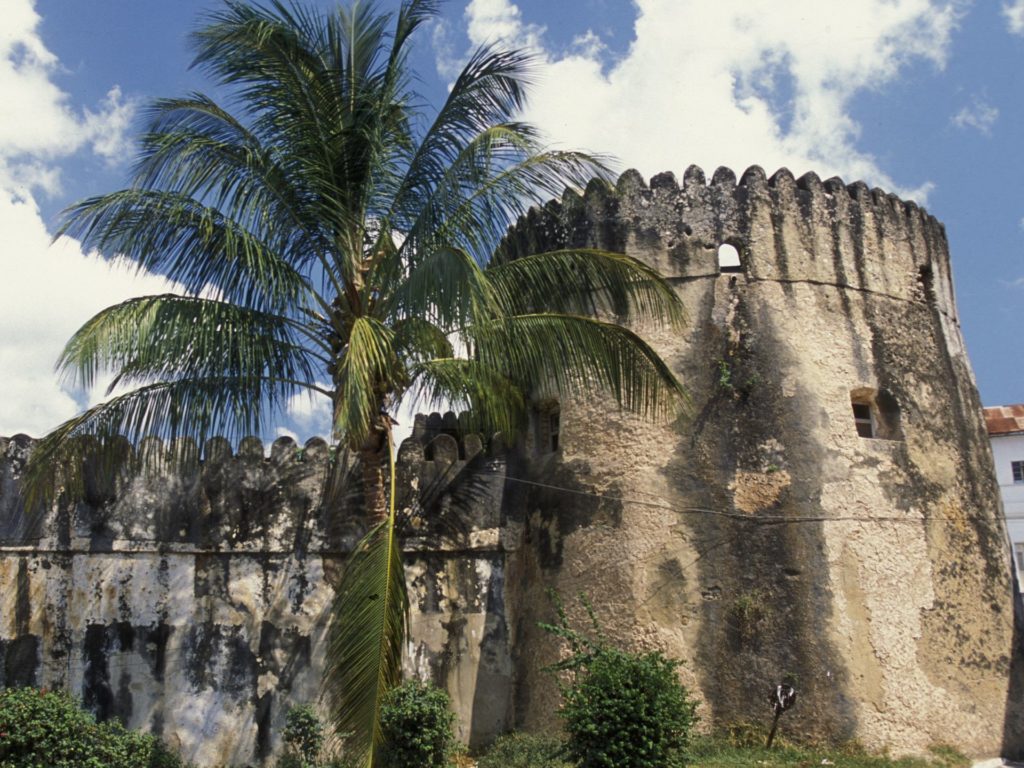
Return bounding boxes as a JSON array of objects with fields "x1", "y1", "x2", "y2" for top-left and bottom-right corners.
[{"x1": 358, "y1": 427, "x2": 389, "y2": 523}]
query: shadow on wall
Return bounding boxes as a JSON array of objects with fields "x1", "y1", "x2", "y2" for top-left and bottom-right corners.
[{"x1": 1003, "y1": 580, "x2": 1024, "y2": 760}]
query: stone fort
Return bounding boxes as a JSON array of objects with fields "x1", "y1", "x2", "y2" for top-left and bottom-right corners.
[{"x1": 0, "y1": 165, "x2": 1020, "y2": 765}]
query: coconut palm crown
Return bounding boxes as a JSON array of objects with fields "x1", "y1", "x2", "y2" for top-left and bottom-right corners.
[{"x1": 25, "y1": 0, "x2": 685, "y2": 764}]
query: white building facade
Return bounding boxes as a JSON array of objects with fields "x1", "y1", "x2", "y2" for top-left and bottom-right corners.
[{"x1": 985, "y1": 405, "x2": 1024, "y2": 588}]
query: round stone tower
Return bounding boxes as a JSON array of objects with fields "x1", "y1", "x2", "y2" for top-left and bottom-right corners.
[{"x1": 501, "y1": 166, "x2": 1023, "y2": 756}]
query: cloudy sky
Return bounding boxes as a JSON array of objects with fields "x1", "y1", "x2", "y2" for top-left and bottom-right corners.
[{"x1": 2, "y1": 0, "x2": 1023, "y2": 441}]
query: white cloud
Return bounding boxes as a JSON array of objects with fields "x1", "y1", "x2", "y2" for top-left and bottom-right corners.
[
  {"x1": 464, "y1": 0, "x2": 545, "y2": 52},
  {"x1": 952, "y1": 96, "x2": 999, "y2": 135},
  {"x1": 0, "y1": 1, "x2": 137, "y2": 194},
  {"x1": 1004, "y1": 1, "x2": 1024, "y2": 34},
  {"x1": 0, "y1": 194, "x2": 175, "y2": 436},
  {"x1": 450, "y1": 0, "x2": 964, "y2": 203},
  {"x1": 283, "y1": 390, "x2": 333, "y2": 439},
  {"x1": 0, "y1": 0, "x2": 168, "y2": 437}
]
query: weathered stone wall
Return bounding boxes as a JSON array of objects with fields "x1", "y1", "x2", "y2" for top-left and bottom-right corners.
[
  {"x1": 1, "y1": 164, "x2": 1020, "y2": 763},
  {"x1": 499, "y1": 166, "x2": 1023, "y2": 758},
  {"x1": 0, "y1": 417, "x2": 514, "y2": 766}
]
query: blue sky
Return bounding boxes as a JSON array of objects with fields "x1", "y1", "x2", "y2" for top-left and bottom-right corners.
[{"x1": 2, "y1": 0, "x2": 1023, "y2": 441}]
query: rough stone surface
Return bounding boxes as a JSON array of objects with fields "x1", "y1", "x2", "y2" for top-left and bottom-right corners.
[{"x1": 1, "y1": 165, "x2": 1021, "y2": 763}]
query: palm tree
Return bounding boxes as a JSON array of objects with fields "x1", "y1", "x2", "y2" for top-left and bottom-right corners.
[{"x1": 25, "y1": 1, "x2": 685, "y2": 764}]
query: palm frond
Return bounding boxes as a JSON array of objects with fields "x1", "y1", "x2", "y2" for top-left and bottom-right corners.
[
  {"x1": 387, "y1": 44, "x2": 535, "y2": 228},
  {"x1": 134, "y1": 95, "x2": 334, "y2": 260},
  {"x1": 471, "y1": 314, "x2": 687, "y2": 419},
  {"x1": 22, "y1": 375, "x2": 298, "y2": 508},
  {"x1": 324, "y1": 449, "x2": 407, "y2": 768},
  {"x1": 392, "y1": 316, "x2": 454, "y2": 364},
  {"x1": 408, "y1": 140, "x2": 612, "y2": 265},
  {"x1": 487, "y1": 249, "x2": 685, "y2": 327},
  {"x1": 407, "y1": 358, "x2": 525, "y2": 438},
  {"x1": 56, "y1": 294, "x2": 327, "y2": 394},
  {"x1": 375, "y1": 244, "x2": 499, "y2": 330},
  {"x1": 334, "y1": 317, "x2": 399, "y2": 445},
  {"x1": 56, "y1": 191, "x2": 314, "y2": 312}
]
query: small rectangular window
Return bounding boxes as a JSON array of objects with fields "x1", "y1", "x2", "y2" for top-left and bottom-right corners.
[
  {"x1": 549, "y1": 411, "x2": 560, "y2": 452},
  {"x1": 850, "y1": 388, "x2": 901, "y2": 440},
  {"x1": 852, "y1": 402, "x2": 874, "y2": 438},
  {"x1": 1013, "y1": 461, "x2": 1024, "y2": 484}
]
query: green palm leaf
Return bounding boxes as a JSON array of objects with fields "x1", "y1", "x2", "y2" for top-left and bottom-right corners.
[
  {"x1": 487, "y1": 248, "x2": 686, "y2": 326},
  {"x1": 23, "y1": 376, "x2": 292, "y2": 508},
  {"x1": 57, "y1": 294, "x2": 326, "y2": 393},
  {"x1": 324, "y1": 440, "x2": 407, "y2": 768},
  {"x1": 57, "y1": 191, "x2": 314, "y2": 311},
  {"x1": 408, "y1": 357, "x2": 525, "y2": 438},
  {"x1": 472, "y1": 313, "x2": 687, "y2": 418}
]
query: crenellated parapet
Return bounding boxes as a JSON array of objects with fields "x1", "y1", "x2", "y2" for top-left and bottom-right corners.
[
  {"x1": 0, "y1": 414, "x2": 506, "y2": 555},
  {"x1": 499, "y1": 165, "x2": 956, "y2": 322}
]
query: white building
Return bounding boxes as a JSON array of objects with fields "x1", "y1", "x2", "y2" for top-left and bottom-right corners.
[{"x1": 984, "y1": 404, "x2": 1024, "y2": 588}]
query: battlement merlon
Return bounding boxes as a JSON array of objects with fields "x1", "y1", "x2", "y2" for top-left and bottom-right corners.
[{"x1": 497, "y1": 165, "x2": 957, "y2": 323}]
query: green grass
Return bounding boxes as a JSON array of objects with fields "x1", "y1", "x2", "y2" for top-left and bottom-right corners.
[
  {"x1": 687, "y1": 730, "x2": 969, "y2": 768},
  {"x1": 470, "y1": 728, "x2": 970, "y2": 768}
]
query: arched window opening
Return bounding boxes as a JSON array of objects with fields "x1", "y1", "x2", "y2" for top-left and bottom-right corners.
[
  {"x1": 718, "y1": 243, "x2": 742, "y2": 273},
  {"x1": 850, "y1": 388, "x2": 902, "y2": 440}
]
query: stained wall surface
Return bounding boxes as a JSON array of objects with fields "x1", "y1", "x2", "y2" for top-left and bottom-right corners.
[
  {"x1": 1, "y1": 165, "x2": 1021, "y2": 763},
  {"x1": 0, "y1": 419, "x2": 514, "y2": 766},
  {"x1": 499, "y1": 166, "x2": 1023, "y2": 757}
]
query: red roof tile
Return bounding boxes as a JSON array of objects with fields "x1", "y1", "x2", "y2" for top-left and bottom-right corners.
[{"x1": 984, "y1": 405, "x2": 1024, "y2": 435}]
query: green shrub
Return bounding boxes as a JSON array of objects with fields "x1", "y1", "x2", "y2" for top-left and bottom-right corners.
[
  {"x1": 280, "y1": 704, "x2": 324, "y2": 767},
  {"x1": 542, "y1": 593, "x2": 698, "y2": 768},
  {"x1": 0, "y1": 687, "x2": 186, "y2": 768},
  {"x1": 379, "y1": 680, "x2": 456, "y2": 768},
  {"x1": 560, "y1": 648, "x2": 697, "y2": 768},
  {"x1": 476, "y1": 732, "x2": 571, "y2": 768}
]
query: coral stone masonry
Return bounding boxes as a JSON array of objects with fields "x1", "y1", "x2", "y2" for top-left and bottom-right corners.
[{"x1": 0, "y1": 166, "x2": 1020, "y2": 764}]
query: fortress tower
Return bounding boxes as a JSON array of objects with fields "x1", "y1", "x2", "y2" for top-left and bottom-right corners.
[
  {"x1": 501, "y1": 166, "x2": 1023, "y2": 755},
  {"x1": 0, "y1": 166, "x2": 1020, "y2": 763}
]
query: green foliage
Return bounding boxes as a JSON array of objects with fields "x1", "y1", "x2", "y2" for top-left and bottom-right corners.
[
  {"x1": 281, "y1": 704, "x2": 325, "y2": 768},
  {"x1": 729, "y1": 590, "x2": 768, "y2": 643},
  {"x1": 717, "y1": 359, "x2": 733, "y2": 390},
  {"x1": 560, "y1": 648, "x2": 697, "y2": 768},
  {"x1": 378, "y1": 680, "x2": 456, "y2": 768},
  {"x1": 541, "y1": 593, "x2": 697, "y2": 768},
  {"x1": 326, "y1": 513, "x2": 408, "y2": 766},
  {"x1": 0, "y1": 687, "x2": 186, "y2": 768},
  {"x1": 476, "y1": 733, "x2": 571, "y2": 768}
]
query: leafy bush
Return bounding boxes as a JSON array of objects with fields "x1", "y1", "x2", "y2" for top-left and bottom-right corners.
[
  {"x1": 280, "y1": 704, "x2": 324, "y2": 767},
  {"x1": 476, "y1": 732, "x2": 571, "y2": 768},
  {"x1": 0, "y1": 687, "x2": 186, "y2": 768},
  {"x1": 379, "y1": 680, "x2": 456, "y2": 768},
  {"x1": 542, "y1": 593, "x2": 698, "y2": 768},
  {"x1": 561, "y1": 647, "x2": 696, "y2": 768}
]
